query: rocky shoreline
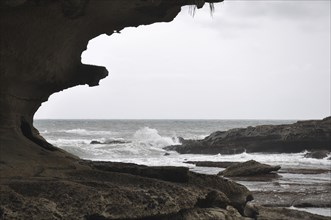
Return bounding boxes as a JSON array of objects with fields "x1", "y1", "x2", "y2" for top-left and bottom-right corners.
[
  {"x1": 1, "y1": 116, "x2": 330, "y2": 219},
  {"x1": 1, "y1": 1, "x2": 330, "y2": 219},
  {"x1": 1, "y1": 160, "x2": 330, "y2": 220},
  {"x1": 1, "y1": 161, "x2": 252, "y2": 219},
  {"x1": 189, "y1": 159, "x2": 331, "y2": 218},
  {"x1": 165, "y1": 117, "x2": 331, "y2": 155}
]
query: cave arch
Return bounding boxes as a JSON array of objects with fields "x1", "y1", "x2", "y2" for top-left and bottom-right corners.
[{"x1": 0, "y1": 0, "x2": 222, "y2": 175}]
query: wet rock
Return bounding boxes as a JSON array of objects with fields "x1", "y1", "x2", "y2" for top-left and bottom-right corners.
[
  {"x1": 218, "y1": 160, "x2": 281, "y2": 177},
  {"x1": 185, "y1": 161, "x2": 240, "y2": 168},
  {"x1": 104, "y1": 140, "x2": 129, "y2": 144},
  {"x1": 177, "y1": 137, "x2": 186, "y2": 143},
  {"x1": 165, "y1": 117, "x2": 331, "y2": 154},
  {"x1": 279, "y1": 168, "x2": 330, "y2": 174},
  {"x1": 304, "y1": 150, "x2": 330, "y2": 159},
  {"x1": 252, "y1": 191, "x2": 331, "y2": 208},
  {"x1": 292, "y1": 192, "x2": 331, "y2": 208},
  {"x1": 255, "y1": 206, "x2": 329, "y2": 220},
  {"x1": 90, "y1": 140, "x2": 129, "y2": 145}
]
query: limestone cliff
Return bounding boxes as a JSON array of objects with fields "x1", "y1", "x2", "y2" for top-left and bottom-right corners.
[{"x1": 0, "y1": 0, "x2": 222, "y2": 175}]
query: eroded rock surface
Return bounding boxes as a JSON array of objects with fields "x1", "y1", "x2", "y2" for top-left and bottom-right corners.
[
  {"x1": 1, "y1": 1, "x2": 330, "y2": 219},
  {"x1": 0, "y1": 161, "x2": 253, "y2": 219},
  {"x1": 165, "y1": 117, "x2": 331, "y2": 154},
  {"x1": 0, "y1": 0, "x2": 222, "y2": 177}
]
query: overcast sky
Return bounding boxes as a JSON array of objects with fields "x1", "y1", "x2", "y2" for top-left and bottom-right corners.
[{"x1": 35, "y1": 0, "x2": 330, "y2": 120}]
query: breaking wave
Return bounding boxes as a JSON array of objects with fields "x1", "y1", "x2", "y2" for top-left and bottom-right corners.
[{"x1": 132, "y1": 127, "x2": 180, "y2": 148}]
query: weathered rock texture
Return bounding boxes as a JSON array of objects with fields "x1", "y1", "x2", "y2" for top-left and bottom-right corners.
[
  {"x1": 165, "y1": 117, "x2": 331, "y2": 154},
  {"x1": 0, "y1": 161, "x2": 254, "y2": 219},
  {"x1": 1, "y1": 1, "x2": 330, "y2": 219},
  {"x1": 0, "y1": 0, "x2": 222, "y2": 175}
]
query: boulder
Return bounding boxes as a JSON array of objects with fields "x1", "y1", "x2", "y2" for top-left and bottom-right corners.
[
  {"x1": 304, "y1": 150, "x2": 330, "y2": 159},
  {"x1": 218, "y1": 160, "x2": 281, "y2": 177},
  {"x1": 90, "y1": 140, "x2": 129, "y2": 145}
]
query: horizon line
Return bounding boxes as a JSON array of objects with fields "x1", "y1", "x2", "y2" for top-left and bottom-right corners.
[{"x1": 34, "y1": 118, "x2": 306, "y2": 121}]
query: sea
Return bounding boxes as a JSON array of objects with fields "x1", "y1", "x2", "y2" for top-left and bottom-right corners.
[{"x1": 34, "y1": 119, "x2": 331, "y2": 217}]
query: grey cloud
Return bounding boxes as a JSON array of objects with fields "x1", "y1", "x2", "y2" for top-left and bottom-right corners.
[
  {"x1": 196, "y1": 1, "x2": 330, "y2": 35},
  {"x1": 221, "y1": 0, "x2": 330, "y2": 20}
]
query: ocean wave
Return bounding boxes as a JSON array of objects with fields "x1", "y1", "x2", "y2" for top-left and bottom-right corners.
[
  {"x1": 289, "y1": 207, "x2": 331, "y2": 217},
  {"x1": 132, "y1": 127, "x2": 180, "y2": 148},
  {"x1": 182, "y1": 151, "x2": 331, "y2": 168},
  {"x1": 181, "y1": 134, "x2": 209, "y2": 140},
  {"x1": 48, "y1": 138, "x2": 90, "y2": 146},
  {"x1": 59, "y1": 128, "x2": 116, "y2": 136},
  {"x1": 40, "y1": 130, "x2": 48, "y2": 134}
]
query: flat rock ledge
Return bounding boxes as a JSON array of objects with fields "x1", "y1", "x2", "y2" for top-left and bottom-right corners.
[
  {"x1": 1, "y1": 160, "x2": 254, "y2": 220},
  {"x1": 1, "y1": 160, "x2": 329, "y2": 220}
]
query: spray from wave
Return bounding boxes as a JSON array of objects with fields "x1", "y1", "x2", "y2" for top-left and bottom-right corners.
[{"x1": 132, "y1": 127, "x2": 180, "y2": 148}]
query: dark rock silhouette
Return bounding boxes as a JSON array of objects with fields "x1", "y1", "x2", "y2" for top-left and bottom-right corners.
[
  {"x1": 185, "y1": 161, "x2": 240, "y2": 168},
  {"x1": 304, "y1": 150, "x2": 330, "y2": 159},
  {"x1": 165, "y1": 117, "x2": 331, "y2": 154},
  {"x1": 90, "y1": 140, "x2": 129, "y2": 145},
  {"x1": 218, "y1": 160, "x2": 281, "y2": 177},
  {"x1": 0, "y1": 1, "x2": 329, "y2": 219},
  {"x1": 0, "y1": 0, "x2": 222, "y2": 177}
]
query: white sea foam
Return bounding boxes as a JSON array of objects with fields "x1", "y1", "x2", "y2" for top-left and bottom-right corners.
[
  {"x1": 178, "y1": 151, "x2": 331, "y2": 169},
  {"x1": 181, "y1": 134, "x2": 209, "y2": 140},
  {"x1": 132, "y1": 127, "x2": 180, "y2": 148},
  {"x1": 40, "y1": 130, "x2": 48, "y2": 134},
  {"x1": 60, "y1": 128, "x2": 115, "y2": 136},
  {"x1": 44, "y1": 124, "x2": 330, "y2": 171},
  {"x1": 48, "y1": 138, "x2": 90, "y2": 146},
  {"x1": 50, "y1": 127, "x2": 182, "y2": 160},
  {"x1": 35, "y1": 119, "x2": 330, "y2": 217},
  {"x1": 289, "y1": 206, "x2": 331, "y2": 217}
]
